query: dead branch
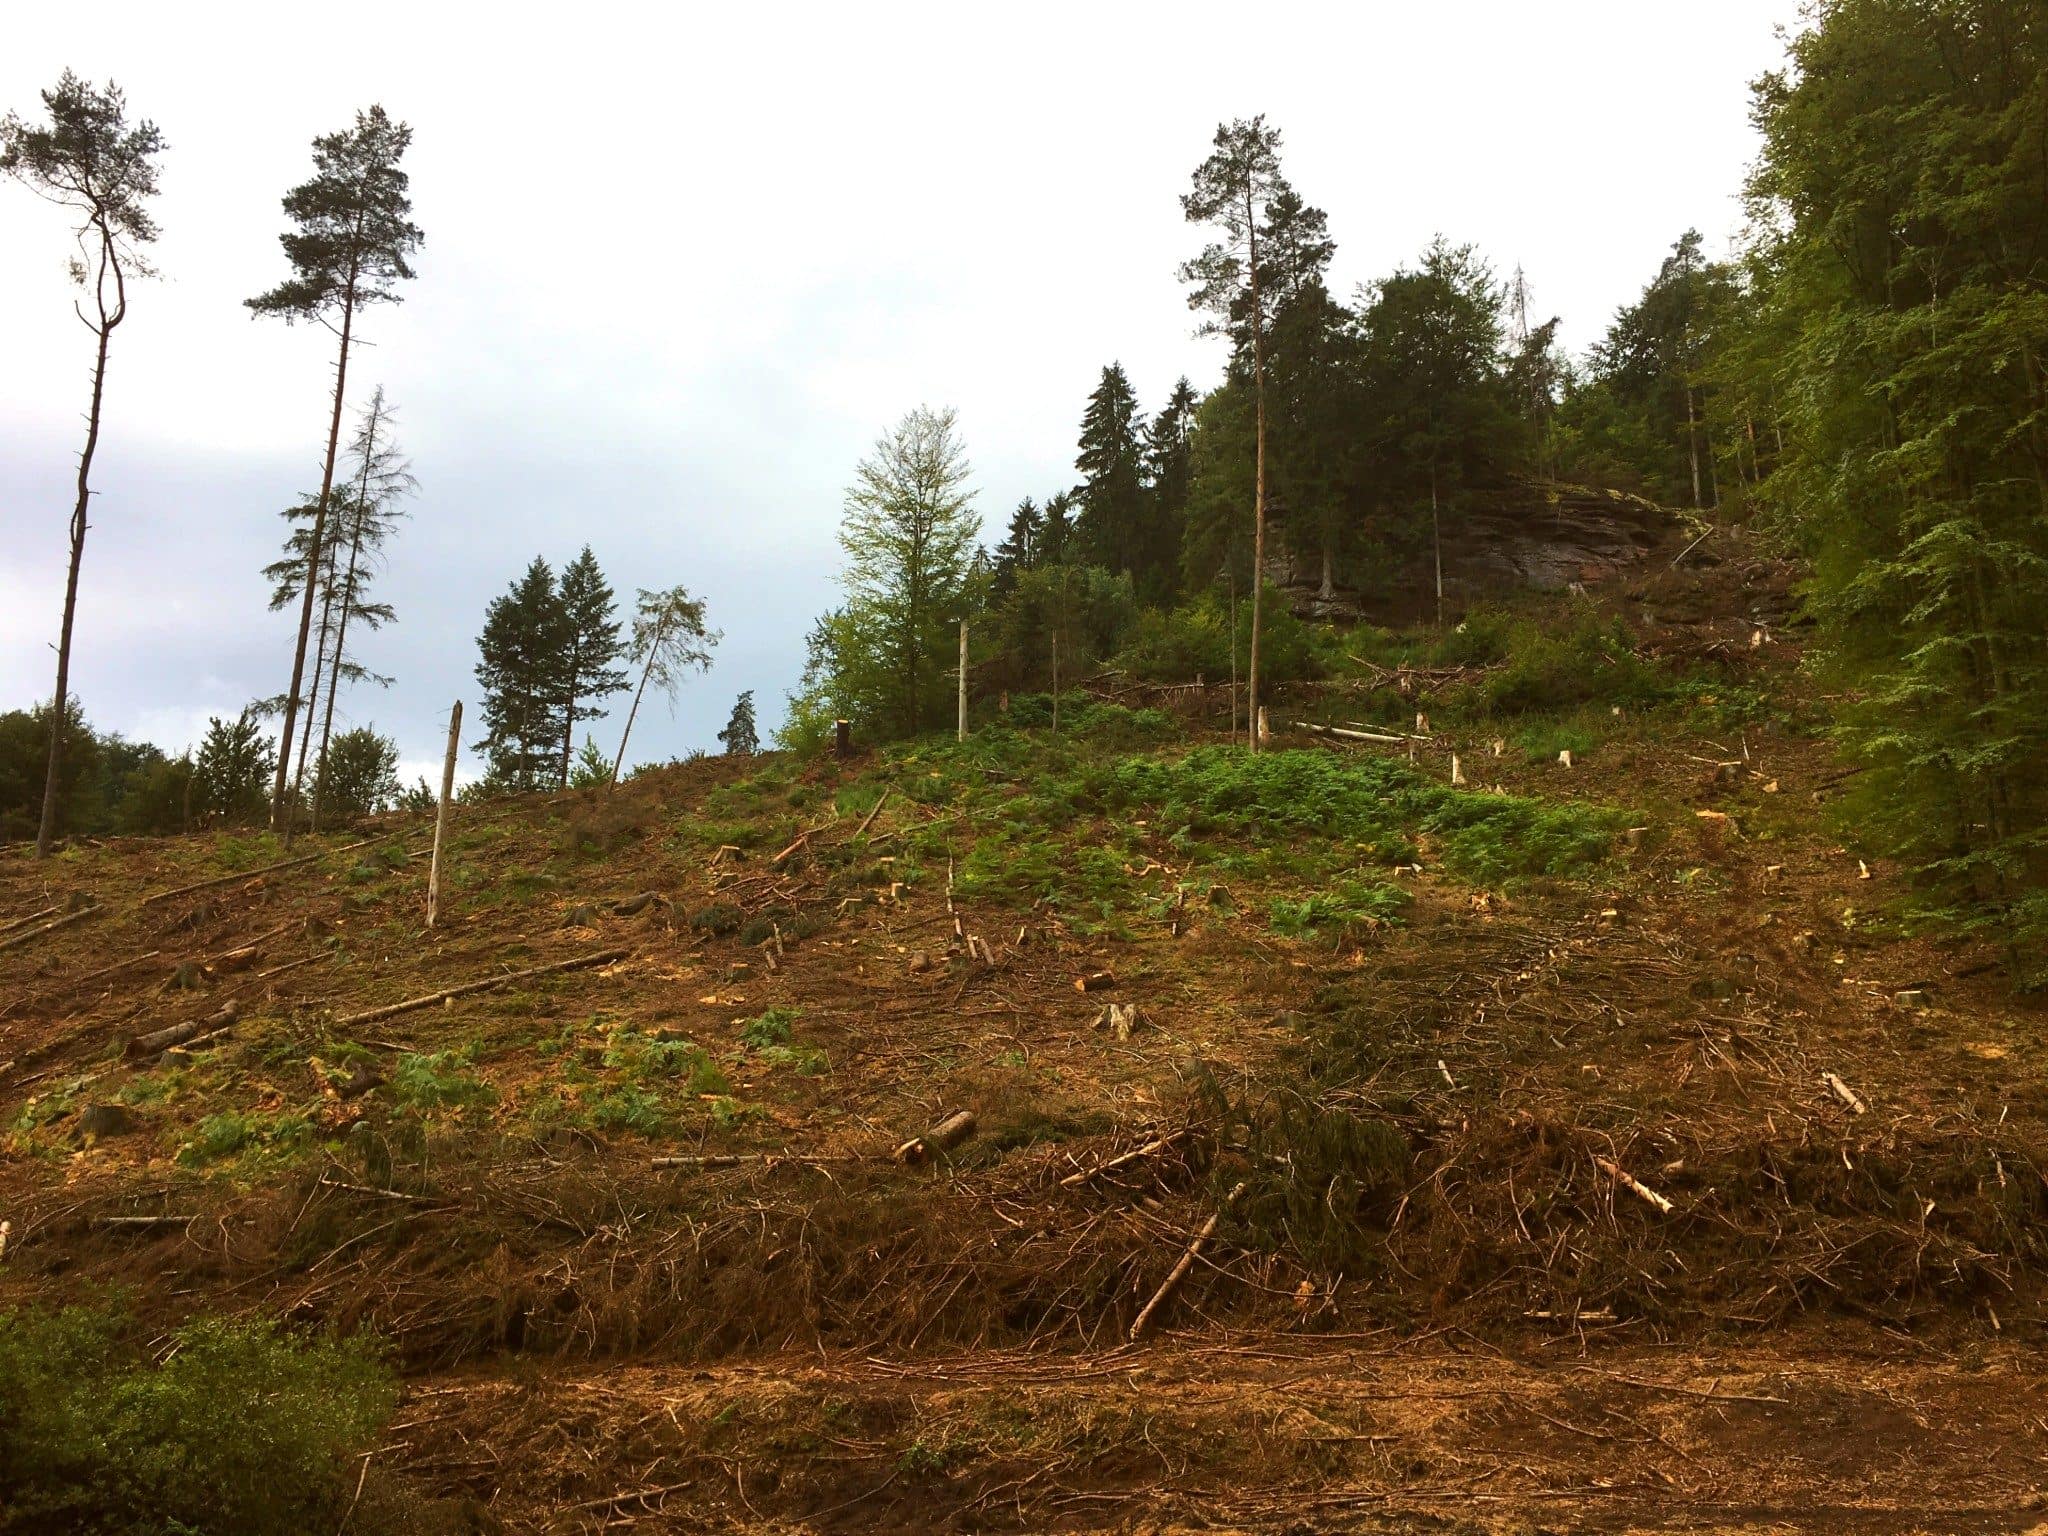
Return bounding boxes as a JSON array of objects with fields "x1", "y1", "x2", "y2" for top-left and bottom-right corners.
[
  {"x1": 1130, "y1": 1181, "x2": 1245, "y2": 1341},
  {"x1": 0, "y1": 902, "x2": 101, "y2": 952},
  {"x1": 1823, "y1": 1072, "x2": 1868, "y2": 1115},
  {"x1": 1294, "y1": 721, "x2": 1409, "y2": 747},
  {"x1": 125, "y1": 1001, "x2": 239, "y2": 1060},
  {"x1": 335, "y1": 949, "x2": 629, "y2": 1027},
  {"x1": 0, "y1": 905, "x2": 59, "y2": 936},
  {"x1": 1060, "y1": 1130, "x2": 1186, "y2": 1188},
  {"x1": 1595, "y1": 1156, "x2": 1676, "y2": 1216},
  {"x1": 849, "y1": 788, "x2": 893, "y2": 839}
]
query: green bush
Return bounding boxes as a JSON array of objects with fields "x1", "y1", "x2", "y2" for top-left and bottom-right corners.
[
  {"x1": 388, "y1": 1051, "x2": 495, "y2": 1114},
  {"x1": 0, "y1": 1303, "x2": 395, "y2": 1535}
]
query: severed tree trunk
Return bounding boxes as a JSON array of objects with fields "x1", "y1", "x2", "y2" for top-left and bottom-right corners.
[
  {"x1": 270, "y1": 265, "x2": 359, "y2": 841},
  {"x1": 1430, "y1": 456, "x2": 1443, "y2": 627},
  {"x1": 1686, "y1": 384, "x2": 1704, "y2": 510},
  {"x1": 37, "y1": 222, "x2": 128, "y2": 858},
  {"x1": 609, "y1": 613, "x2": 666, "y2": 792}
]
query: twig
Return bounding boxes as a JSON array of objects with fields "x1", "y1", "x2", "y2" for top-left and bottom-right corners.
[
  {"x1": 1595, "y1": 1156, "x2": 1675, "y2": 1216},
  {"x1": 1130, "y1": 1181, "x2": 1244, "y2": 1340}
]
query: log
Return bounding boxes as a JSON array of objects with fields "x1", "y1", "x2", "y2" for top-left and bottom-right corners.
[
  {"x1": 1295, "y1": 721, "x2": 1407, "y2": 747},
  {"x1": 612, "y1": 891, "x2": 664, "y2": 917},
  {"x1": 0, "y1": 902, "x2": 101, "y2": 952},
  {"x1": 0, "y1": 905, "x2": 59, "y2": 936},
  {"x1": 849, "y1": 788, "x2": 893, "y2": 840},
  {"x1": 1130, "y1": 1181, "x2": 1245, "y2": 1341},
  {"x1": 895, "y1": 1109, "x2": 977, "y2": 1165},
  {"x1": 71, "y1": 949, "x2": 162, "y2": 987},
  {"x1": 1595, "y1": 1156, "x2": 1675, "y2": 1215},
  {"x1": 1074, "y1": 971, "x2": 1116, "y2": 993},
  {"x1": 1823, "y1": 1071, "x2": 1867, "y2": 1115},
  {"x1": 770, "y1": 832, "x2": 810, "y2": 868},
  {"x1": 93, "y1": 1214, "x2": 194, "y2": 1231},
  {"x1": 650, "y1": 1152, "x2": 862, "y2": 1170},
  {"x1": 335, "y1": 948, "x2": 628, "y2": 1027},
  {"x1": 125, "y1": 1001, "x2": 239, "y2": 1060},
  {"x1": 140, "y1": 837, "x2": 375, "y2": 906}
]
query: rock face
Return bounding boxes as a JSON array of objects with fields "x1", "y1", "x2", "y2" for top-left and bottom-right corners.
[{"x1": 1263, "y1": 479, "x2": 1682, "y2": 621}]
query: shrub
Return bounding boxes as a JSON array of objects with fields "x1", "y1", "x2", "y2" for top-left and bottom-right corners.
[
  {"x1": 0, "y1": 1303, "x2": 395, "y2": 1535},
  {"x1": 388, "y1": 1051, "x2": 495, "y2": 1114}
]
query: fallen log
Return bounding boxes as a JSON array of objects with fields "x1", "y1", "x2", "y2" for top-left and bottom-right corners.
[
  {"x1": 1595, "y1": 1156, "x2": 1675, "y2": 1216},
  {"x1": 849, "y1": 788, "x2": 893, "y2": 839},
  {"x1": 1295, "y1": 721, "x2": 1408, "y2": 747},
  {"x1": 138, "y1": 838, "x2": 378, "y2": 907},
  {"x1": 0, "y1": 905, "x2": 59, "y2": 936},
  {"x1": 0, "y1": 903, "x2": 101, "y2": 952},
  {"x1": 124, "y1": 1001, "x2": 239, "y2": 1060},
  {"x1": 1130, "y1": 1180, "x2": 1245, "y2": 1341},
  {"x1": 93, "y1": 1214, "x2": 194, "y2": 1231},
  {"x1": 650, "y1": 1152, "x2": 863, "y2": 1170},
  {"x1": 1074, "y1": 971, "x2": 1116, "y2": 993},
  {"x1": 895, "y1": 1109, "x2": 977, "y2": 1165},
  {"x1": 612, "y1": 891, "x2": 665, "y2": 917},
  {"x1": 335, "y1": 948, "x2": 629, "y2": 1027}
]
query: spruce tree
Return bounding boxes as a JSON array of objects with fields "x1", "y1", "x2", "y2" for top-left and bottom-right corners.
[
  {"x1": 719, "y1": 691, "x2": 760, "y2": 756},
  {"x1": 247, "y1": 105, "x2": 422, "y2": 835},
  {"x1": 3, "y1": 73, "x2": 164, "y2": 857},
  {"x1": 194, "y1": 710, "x2": 277, "y2": 824},
  {"x1": 474, "y1": 558, "x2": 569, "y2": 792},
  {"x1": 1143, "y1": 377, "x2": 1200, "y2": 603},
  {"x1": 555, "y1": 547, "x2": 627, "y2": 790},
  {"x1": 1075, "y1": 363, "x2": 1148, "y2": 581},
  {"x1": 991, "y1": 498, "x2": 1040, "y2": 597},
  {"x1": 1038, "y1": 491, "x2": 1075, "y2": 566}
]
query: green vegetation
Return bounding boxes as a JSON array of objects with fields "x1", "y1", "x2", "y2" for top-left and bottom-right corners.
[{"x1": 0, "y1": 1302, "x2": 394, "y2": 1535}]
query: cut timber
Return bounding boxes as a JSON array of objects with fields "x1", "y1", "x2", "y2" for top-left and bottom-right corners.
[
  {"x1": 335, "y1": 949, "x2": 628, "y2": 1027},
  {"x1": 1130, "y1": 1180, "x2": 1245, "y2": 1341},
  {"x1": 1823, "y1": 1071, "x2": 1868, "y2": 1115},
  {"x1": 94, "y1": 1214, "x2": 194, "y2": 1231},
  {"x1": 1075, "y1": 971, "x2": 1116, "y2": 993},
  {"x1": 125, "y1": 1001, "x2": 239, "y2": 1060},
  {"x1": 895, "y1": 1109, "x2": 977, "y2": 1165},
  {"x1": 140, "y1": 837, "x2": 375, "y2": 906},
  {"x1": 1296, "y1": 721, "x2": 1406, "y2": 747},
  {"x1": 651, "y1": 1152, "x2": 862, "y2": 1170},
  {"x1": 1595, "y1": 1156, "x2": 1675, "y2": 1215},
  {"x1": 612, "y1": 891, "x2": 664, "y2": 917},
  {"x1": 0, "y1": 902, "x2": 100, "y2": 952},
  {"x1": 850, "y1": 787, "x2": 893, "y2": 839}
]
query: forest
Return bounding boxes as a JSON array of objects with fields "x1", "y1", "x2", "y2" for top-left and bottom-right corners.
[{"x1": 5, "y1": 3, "x2": 2048, "y2": 1532}]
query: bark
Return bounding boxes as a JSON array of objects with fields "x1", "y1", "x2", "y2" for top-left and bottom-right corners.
[
  {"x1": 1246, "y1": 181, "x2": 1267, "y2": 754},
  {"x1": 311, "y1": 390, "x2": 386, "y2": 831},
  {"x1": 38, "y1": 215, "x2": 128, "y2": 858},
  {"x1": 426, "y1": 701, "x2": 461, "y2": 929},
  {"x1": 608, "y1": 615, "x2": 665, "y2": 791},
  {"x1": 1686, "y1": 385, "x2": 1704, "y2": 511},
  {"x1": 271, "y1": 264, "x2": 360, "y2": 840}
]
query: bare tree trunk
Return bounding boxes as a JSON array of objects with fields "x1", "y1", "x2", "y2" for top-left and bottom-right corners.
[
  {"x1": 310, "y1": 390, "x2": 387, "y2": 831},
  {"x1": 1430, "y1": 457, "x2": 1443, "y2": 627},
  {"x1": 1227, "y1": 566, "x2": 1240, "y2": 744},
  {"x1": 426, "y1": 700, "x2": 461, "y2": 929},
  {"x1": 37, "y1": 225, "x2": 127, "y2": 859},
  {"x1": 957, "y1": 617, "x2": 968, "y2": 741},
  {"x1": 292, "y1": 546, "x2": 340, "y2": 819},
  {"x1": 1319, "y1": 544, "x2": 1334, "y2": 602},
  {"x1": 608, "y1": 619, "x2": 665, "y2": 792},
  {"x1": 270, "y1": 270, "x2": 358, "y2": 841},
  {"x1": 1246, "y1": 185, "x2": 1268, "y2": 755},
  {"x1": 1686, "y1": 385, "x2": 1704, "y2": 511}
]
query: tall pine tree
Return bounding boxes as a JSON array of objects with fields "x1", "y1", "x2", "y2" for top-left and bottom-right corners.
[
  {"x1": 555, "y1": 546, "x2": 627, "y2": 790},
  {"x1": 1074, "y1": 363, "x2": 1148, "y2": 581}
]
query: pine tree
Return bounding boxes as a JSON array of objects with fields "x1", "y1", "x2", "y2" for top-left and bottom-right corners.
[
  {"x1": 194, "y1": 710, "x2": 277, "y2": 824},
  {"x1": 3, "y1": 73, "x2": 164, "y2": 857},
  {"x1": 555, "y1": 547, "x2": 627, "y2": 790},
  {"x1": 718, "y1": 691, "x2": 760, "y2": 756},
  {"x1": 1075, "y1": 363, "x2": 1148, "y2": 580},
  {"x1": 1038, "y1": 491, "x2": 1075, "y2": 566},
  {"x1": 1145, "y1": 377, "x2": 1200, "y2": 578},
  {"x1": 991, "y1": 498, "x2": 1040, "y2": 597},
  {"x1": 474, "y1": 558, "x2": 570, "y2": 792},
  {"x1": 610, "y1": 585, "x2": 718, "y2": 785},
  {"x1": 247, "y1": 105, "x2": 423, "y2": 836}
]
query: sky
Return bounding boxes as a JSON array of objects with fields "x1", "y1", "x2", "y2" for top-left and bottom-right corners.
[{"x1": 1, "y1": 0, "x2": 1805, "y2": 786}]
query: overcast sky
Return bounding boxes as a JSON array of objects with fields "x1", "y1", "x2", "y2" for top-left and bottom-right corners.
[{"x1": 1, "y1": 1, "x2": 1804, "y2": 784}]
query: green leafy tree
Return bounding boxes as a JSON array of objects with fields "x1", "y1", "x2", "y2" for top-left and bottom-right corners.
[
  {"x1": 247, "y1": 105, "x2": 422, "y2": 836},
  {"x1": 0, "y1": 701, "x2": 99, "y2": 842},
  {"x1": 474, "y1": 557, "x2": 569, "y2": 792},
  {"x1": 718, "y1": 690, "x2": 760, "y2": 756},
  {"x1": 555, "y1": 546, "x2": 627, "y2": 790},
  {"x1": 194, "y1": 710, "x2": 277, "y2": 825},
  {"x1": 3, "y1": 73, "x2": 164, "y2": 858},
  {"x1": 610, "y1": 584, "x2": 718, "y2": 785},
  {"x1": 316, "y1": 726, "x2": 400, "y2": 820},
  {"x1": 813, "y1": 405, "x2": 980, "y2": 738}
]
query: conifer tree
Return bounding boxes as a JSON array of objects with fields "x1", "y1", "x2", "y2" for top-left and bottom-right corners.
[
  {"x1": 1183, "y1": 116, "x2": 1318, "y2": 748},
  {"x1": 1075, "y1": 363, "x2": 1148, "y2": 580},
  {"x1": 555, "y1": 547, "x2": 627, "y2": 790},
  {"x1": 1038, "y1": 491, "x2": 1075, "y2": 566},
  {"x1": 194, "y1": 709, "x2": 277, "y2": 824},
  {"x1": 1145, "y1": 377, "x2": 1200, "y2": 585},
  {"x1": 3, "y1": 73, "x2": 164, "y2": 856},
  {"x1": 991, "y1": 498, "x2": 1040, "y2": 597},
  {"x1": 247, "y1": 105, "x2": 422, "y2": 836},
  {"x1": 718, "y1": 691, "x2": 760, "y2": 756},
  {"x1": 474, "y1": 558, "x2": 569, "y2": 792},
  {"x1": 610, "y1": 585, "x2": 718, "y2": 786}
]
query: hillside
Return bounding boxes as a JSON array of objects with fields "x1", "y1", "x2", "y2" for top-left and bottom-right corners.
[{"x1": 4, "y1": 528, "x2": 2046, "y2": 1534}]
